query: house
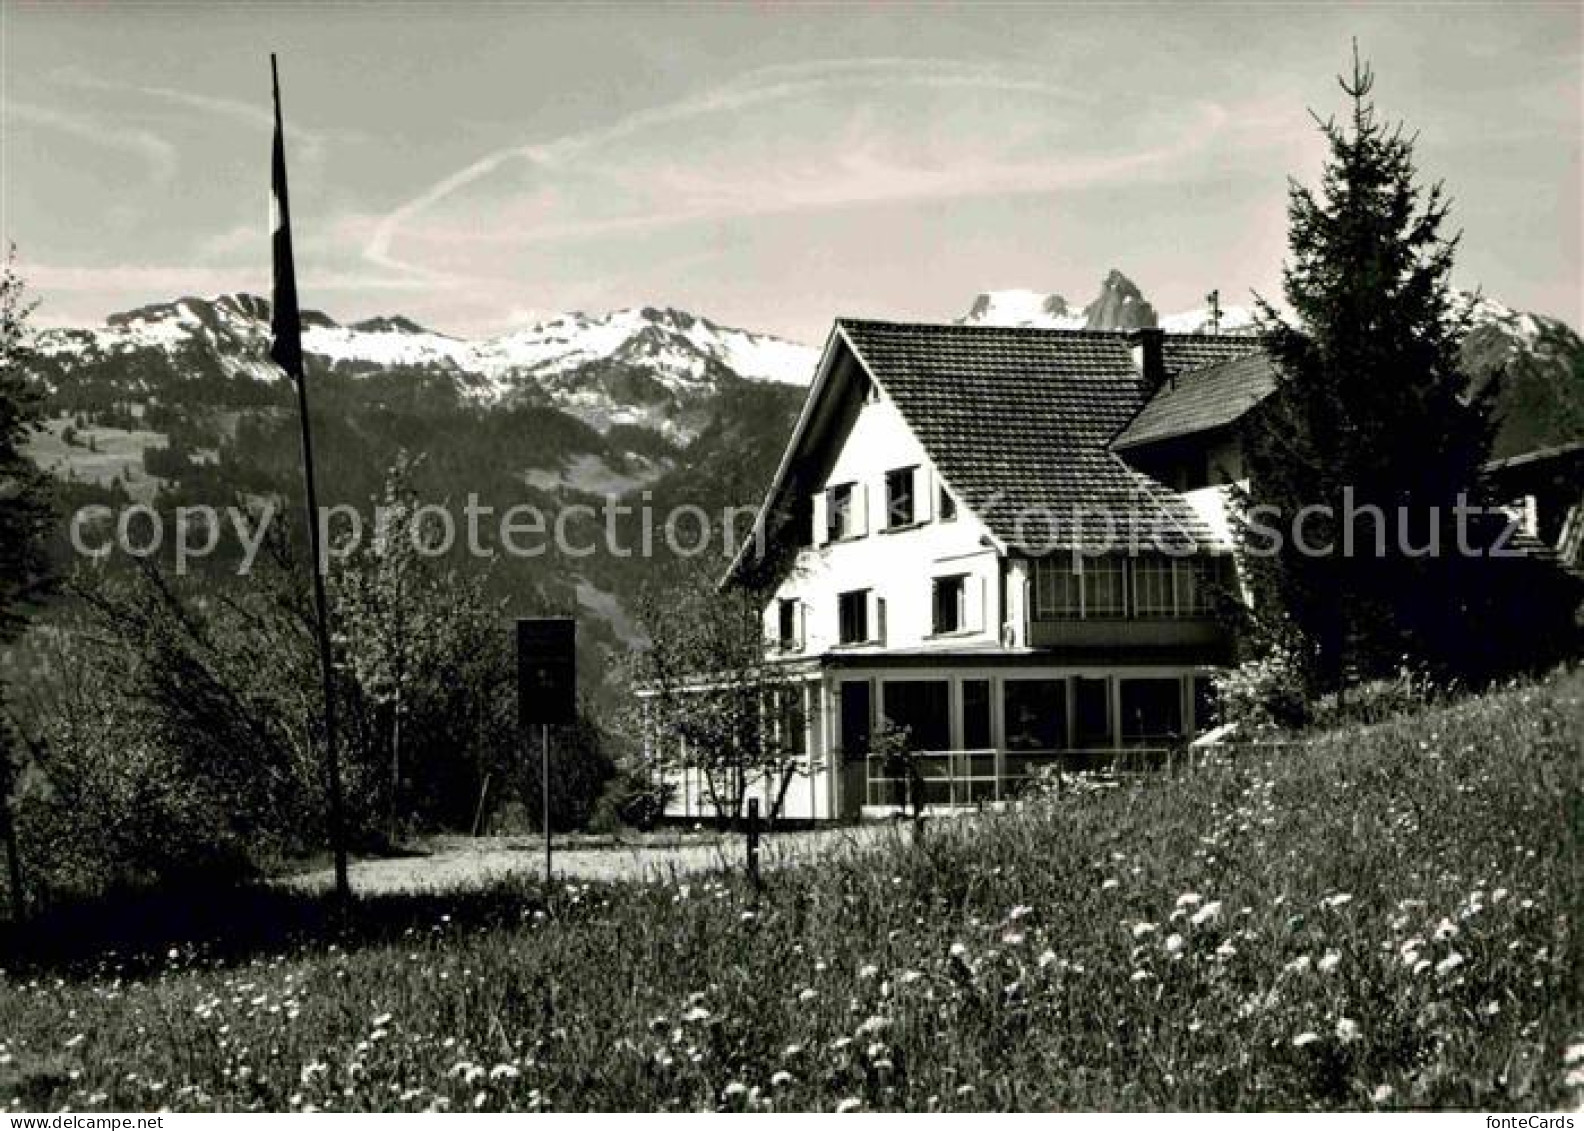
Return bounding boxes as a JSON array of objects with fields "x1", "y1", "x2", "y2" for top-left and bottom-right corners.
[
  {"x1": 660, "y1": 319, "x2": 1274, "y2": 823},
  {"x1": 1481, "y1": 440, "x2": 1584, "y2": 570}
]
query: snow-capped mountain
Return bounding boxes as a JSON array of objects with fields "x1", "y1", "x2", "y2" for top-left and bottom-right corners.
[
  {"x1": 961, "y1": 269, "x2": 1253, "y2": 333},
  {"x1": 960, "y1": 276, "x2": 1581, "y2": 459},
  {"x1": 31, "y1": 295, "x2": 820, "y2": 442},
  {"x1": 962, "y1": 289, "x2": 1084, "y2": 329}
]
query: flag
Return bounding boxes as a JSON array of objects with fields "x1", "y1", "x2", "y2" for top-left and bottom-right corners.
[{"x1": 269, "y1": 55, "x2": 303, "y2": 379}]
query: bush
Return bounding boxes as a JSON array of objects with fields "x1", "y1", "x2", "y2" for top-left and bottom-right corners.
[
  {"x1": 521, "y1": 715, "x2": 616, "y2": 834},
  {"x1": 589, "y1": 767, "x2": 672, "y2": 834},
  {"x1": 1213, "y1": 639, "x2": 1314, "y2": 732}
]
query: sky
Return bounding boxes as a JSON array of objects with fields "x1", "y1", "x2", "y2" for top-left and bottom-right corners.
[{"x1": 2, "y1": 1, "x2": 1579, "y2": 344}]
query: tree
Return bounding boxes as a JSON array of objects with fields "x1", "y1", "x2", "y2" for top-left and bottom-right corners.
[
  {"x1": 332, "y1": 453, "x2": 449, "y2": 842},
  {"x1": 1236, "y1": 46, "x2": 1497, "y2": 694},
  {"x1": 331, "y1": 455, "x2": 527, "y2": 840},
  {"x1": 0, "y1": 251, "x2": 53, "y2": 648},
  {"x1": 0, "y1": 250, "x2": 54, "y2": 919},
  {"x1": 872, "y1": 721, "x2": 924, "y2": 820},
  {"x1": 629, "y1": 564, "x2": 807, "y2": 829}
]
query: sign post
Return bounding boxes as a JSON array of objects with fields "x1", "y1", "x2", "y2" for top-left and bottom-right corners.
[{"x1": 516, "y1": 618, "x2": 576, "y2": 888}]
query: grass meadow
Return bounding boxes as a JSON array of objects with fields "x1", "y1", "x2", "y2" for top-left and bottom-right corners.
[{"x1": 1, "y1": 669, "x2": 1580, "y2": 1112}]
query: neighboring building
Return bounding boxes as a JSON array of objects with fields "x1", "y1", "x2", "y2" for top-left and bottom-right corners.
[
  {"x1": 1482, "y1": 440, "x2": 1584, "y2": 570},
  {"x1": 661, "y1": 319, "x2": 1269, "y2": 822}
]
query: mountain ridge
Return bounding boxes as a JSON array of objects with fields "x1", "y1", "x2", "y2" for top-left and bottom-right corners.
[{"x1": 32, "y1": 294, "x2": 821, "y2": 443}]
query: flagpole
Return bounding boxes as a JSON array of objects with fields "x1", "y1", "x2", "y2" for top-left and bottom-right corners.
[{"x1": 271, "y1": 54, "x2": 350, "y2": 905}]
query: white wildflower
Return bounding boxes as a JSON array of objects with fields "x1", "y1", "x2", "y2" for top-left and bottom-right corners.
[{"x1": 1435, "y1": 952, "x2": 1465, "y2": 976}]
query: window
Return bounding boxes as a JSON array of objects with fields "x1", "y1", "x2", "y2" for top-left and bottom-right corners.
[
  {"x1": 827, "y1": 482, "x2": 860, "y2": 541},
  {"x1": 1034, "y1": 557, "x2": 1081, "y2": 618},
  {"x1": 1132, "y1": 555, "x2": 1176, "y2": 617},
  {"x1": 1033, "y1": 556, "x2": 1127, "y2": 619},
  {"x1": 885, "y1": 467, "x2": 917, "y2": 529},
  {"x1": 1004, "y1": 679, "x2": 1067, "y2": 751},
  {"x1": 882, "y1": 680, "x2": 950, "y2": 751},
  {"x1": 1036, "y1": 554, "x2": 1226, "y2": 620},
  {"x1": 962, "y1": 679, "x2": 992, "y2": 749},
  {"x1": 774, "y1": 686, "x2": 806, "y2": 755},
  {"x1": 939, "y1": 484, "x2": 958, "y2": 522},
  {"x1": 838, "y1": 589, "x2": 870, "y2": 644},
  {"x1": 838, "y1": 681, "x2": 871, "y2": 758},
  {"x1": 932, "y1": 574, "x2": 967, "y2": 634},
  {"x1": 1074, "y1": 677, "x2": 1111, "y2": 747},
  {"x1": 1086, "y1": 556, "x2": 1127, "y2": 617},
  {"x1": 1178, "y1": 556, "x2": 1225, "y2": 615},
  {"x1": 1120, "y1": 678, "x2": 1184, "y2": 745},
  {"x1": 777, "y1": 598, "x2": 799, "y2": 649}
]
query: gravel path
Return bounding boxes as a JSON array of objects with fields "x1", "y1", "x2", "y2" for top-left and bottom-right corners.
[{"x1": 288, "y1": 823, "x2": 899, "y2": 895}]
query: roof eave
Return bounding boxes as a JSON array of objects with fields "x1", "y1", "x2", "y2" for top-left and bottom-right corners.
[{"x1": 719, "y1": 321, "x2": 848, "y2": 591}]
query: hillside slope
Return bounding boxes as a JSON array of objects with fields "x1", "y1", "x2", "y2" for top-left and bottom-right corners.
[{"x1": 2, "y1": 669, "x2": 1578, "y2": 1111}]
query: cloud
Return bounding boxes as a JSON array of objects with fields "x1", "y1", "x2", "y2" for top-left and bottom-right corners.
[
  {"x1": 3, "y1": 100, "x2": 177, "y2": 183},
  {"x1": 24, "y1": 261, "x2": 428, "y2": 298},
  {"x1": 363, "y1": 56, "x2": 1112, "y2": 276},
  {"x1": 49, "y1": 66, "x2": 331, "y2": 166}
]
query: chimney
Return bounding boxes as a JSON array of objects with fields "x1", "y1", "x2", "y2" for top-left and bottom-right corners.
[{"x1": 1131, "y1": 327, "x2": 1166, "y2": 390}]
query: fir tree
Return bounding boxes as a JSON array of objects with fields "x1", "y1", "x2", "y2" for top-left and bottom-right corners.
[
  {"x1": 0, "y1": 248, "x2": 54, "y2": 920},
  {"x1": 1239, "y1": 46, "x2": 1497, "y2": 691},
  {"x1": 0, "y1": 249, "x2": 53, "y2": 642}
]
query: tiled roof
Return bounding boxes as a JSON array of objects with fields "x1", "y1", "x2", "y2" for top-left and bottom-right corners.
[
  {"x1": 1110, "y1": 351, "x2": 1278, "y2": 452},
  {"x1": 835, "y1": 320, "x2": 1258, "y2": 553}
]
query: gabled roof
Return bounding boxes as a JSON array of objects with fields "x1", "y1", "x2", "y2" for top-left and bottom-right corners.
[
  {"x1": 834, "y1": 321, "x2": 1257, "y2": 555},
  {"x1": 1110, "y1": 351, "x2": 1278, "y2": 452},
  {"x1": 724, "y1": 321, "x2": 1260, "y2": 584}
]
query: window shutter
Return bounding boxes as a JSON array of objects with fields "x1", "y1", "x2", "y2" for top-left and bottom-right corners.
[
  {"x1": 799, "y1": 602, "x2": 808, "y2": 649},
  {"x1": 916, "y1": 467, "x2": 933, "y2": 523},
  {"x1": 875, "y1": 595, "x2": 887, "y2": 644},
  {"x1": 812, "y1": 492, "x2": 827, "y2": 546},
  {"x1": 852, "y1": 482, "x2": 868, "y2": 537}
]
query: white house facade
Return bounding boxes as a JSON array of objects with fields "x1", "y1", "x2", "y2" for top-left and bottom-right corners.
[{"x1": 662, "y1": 319, "x2": 1279, "y2": 823}]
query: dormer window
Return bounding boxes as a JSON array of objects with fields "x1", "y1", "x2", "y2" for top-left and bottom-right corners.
[{"x1": 885, "y1": 467, "x2": 916, "y2": 529}]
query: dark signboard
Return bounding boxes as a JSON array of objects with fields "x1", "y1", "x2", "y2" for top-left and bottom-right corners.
[{"x1": 516, "y1": 617, "x2": 576, "y2": 726}]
